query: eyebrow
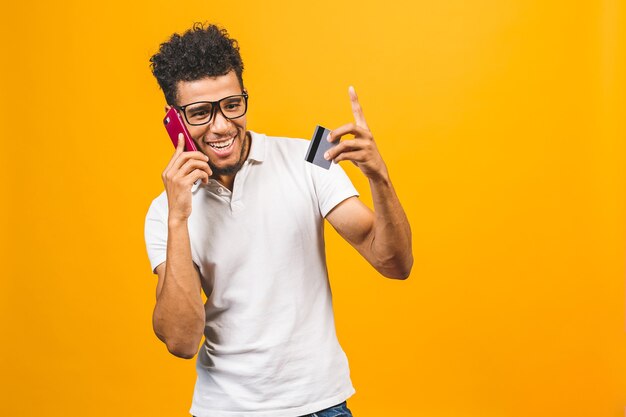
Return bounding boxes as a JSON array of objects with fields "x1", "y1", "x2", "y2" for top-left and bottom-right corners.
[
  {"x1": 181, "y1": 94, "x2": 244, "y2": 108},
  {"x1": 186, "y1": 102, "x2": 213, "y2": 108}
]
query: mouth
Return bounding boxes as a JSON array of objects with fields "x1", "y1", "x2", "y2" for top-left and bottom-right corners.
[
  {"x1": 207, "y1": 136, "x2": 235, "y2": 149},
  {"x1": 205, "y1": 135, "x2": 236, "y2": 156}
]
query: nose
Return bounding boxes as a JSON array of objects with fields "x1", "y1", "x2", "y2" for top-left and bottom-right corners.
[{"x1": 208, "y1": 107, "x2": 231, "y2": 134}]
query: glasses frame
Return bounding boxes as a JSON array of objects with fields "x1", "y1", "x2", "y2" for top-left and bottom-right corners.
[{"x1": 174, "y1": 92, "x2": 249, "y2": 126}]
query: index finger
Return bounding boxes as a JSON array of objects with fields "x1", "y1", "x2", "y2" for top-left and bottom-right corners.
[
  {"x1": 164, "y1": 133, "x2": 188, "y2": 173},
  {"x1": 349, "y1": 86, "x2": 369, "y2": 130},
  {"x1": 176, "y1": 132, "x2": 185, "y2": 152}
]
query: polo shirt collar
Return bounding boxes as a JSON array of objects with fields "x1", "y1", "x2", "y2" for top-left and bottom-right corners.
[{"x1": 247, "y1": 130, "x2": 265, "y2": 163}]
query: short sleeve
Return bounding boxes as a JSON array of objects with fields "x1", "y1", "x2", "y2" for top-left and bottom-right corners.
[
  {"x1": 310, "y1": 161, "x2": 359, "y2": 218},
  {"x1": 144, "y1": 193, "x2": 168, "y2": 274}
]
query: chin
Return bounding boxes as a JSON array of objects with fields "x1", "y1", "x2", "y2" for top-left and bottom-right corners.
[
  {"x1": 210, "y1": 161, "x2": 244, "y2": 176},
  {"x1": 209, "y1": 132, "x2": 249, "y2": 176}
]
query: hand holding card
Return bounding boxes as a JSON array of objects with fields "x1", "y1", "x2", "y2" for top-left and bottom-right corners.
[{"x1": 323, "y1": 86, "x2": 389, "y2": 182}]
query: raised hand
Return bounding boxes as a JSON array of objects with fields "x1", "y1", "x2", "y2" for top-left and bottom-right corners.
[{"x1": 325, "y1": 86, "x2": 388, "y2": 181}]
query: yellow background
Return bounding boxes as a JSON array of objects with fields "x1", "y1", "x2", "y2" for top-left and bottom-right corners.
[{"x1": 1, "y1": 0, "x2": 625, "y2": 416}]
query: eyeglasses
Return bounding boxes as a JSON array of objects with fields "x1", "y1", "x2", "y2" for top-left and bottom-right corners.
[{"x1": 174, "y1": 93, "x2": 249, "y2": 126}]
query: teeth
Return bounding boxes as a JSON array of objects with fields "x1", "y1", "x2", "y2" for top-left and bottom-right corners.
[{"x1": 208, "y1": 137, "x2": 235, "y2": 149}]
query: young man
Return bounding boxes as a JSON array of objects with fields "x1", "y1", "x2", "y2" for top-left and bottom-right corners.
[{"x1": 145, "y1": 23, "x2": 412, "y2": 417}]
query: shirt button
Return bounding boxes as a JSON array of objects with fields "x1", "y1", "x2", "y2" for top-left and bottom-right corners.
[{"x1": 217, "y1": 187, "x2": 223, "y2": 194}]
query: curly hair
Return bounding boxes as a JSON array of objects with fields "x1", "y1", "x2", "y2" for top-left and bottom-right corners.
[{"x1": 150, "y1": 22, "x2": 244, "y2": 105}]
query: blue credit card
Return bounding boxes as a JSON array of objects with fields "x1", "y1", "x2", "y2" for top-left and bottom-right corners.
[{"x1": 305, "y1": 125, "x2": 337, "y2": 169}]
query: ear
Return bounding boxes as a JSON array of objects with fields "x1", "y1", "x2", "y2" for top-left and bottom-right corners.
[{"x1": 164, "y1": 104, "x2": 171, "y2": 113}]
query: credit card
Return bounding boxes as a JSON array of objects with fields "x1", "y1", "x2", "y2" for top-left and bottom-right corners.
[{"x1": 305, "y1": 125, "x2": 336, "y2": 169}]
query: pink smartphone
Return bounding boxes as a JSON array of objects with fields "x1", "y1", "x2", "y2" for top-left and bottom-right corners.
[{"x1": 163, "y1": 107, "x2": 198, "y2": 152}]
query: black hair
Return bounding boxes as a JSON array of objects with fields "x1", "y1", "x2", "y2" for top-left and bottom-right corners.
[{"x1": 149, "y1": 22, "x2": 244, "y2": 105}]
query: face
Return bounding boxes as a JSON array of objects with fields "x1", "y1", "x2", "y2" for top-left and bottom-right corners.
[{"x1": 174, "y1": 71, "x2": 249, "y2": 178}]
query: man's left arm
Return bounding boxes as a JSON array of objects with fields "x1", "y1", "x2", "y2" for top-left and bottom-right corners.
[{"x1": 324, "y1": 86, "x2": 413, "y2": 279}]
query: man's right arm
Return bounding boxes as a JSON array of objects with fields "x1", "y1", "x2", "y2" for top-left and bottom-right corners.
[
  {"x1": 152, "y1": 133, "x2": 211, "y2": 359},
  {"x1": 152, "y1": 221, "x2": 205, "y2": 359}
]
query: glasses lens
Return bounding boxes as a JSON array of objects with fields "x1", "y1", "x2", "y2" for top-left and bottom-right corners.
[
  {"x1": 219, "y1": 95, "x2": 246, "y2": 119},
  {"x1": 185, "y1": 102, "x2": 213, "y2": 125}
]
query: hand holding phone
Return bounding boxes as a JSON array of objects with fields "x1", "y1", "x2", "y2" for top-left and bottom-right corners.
[{"x1": 160, "y1": 108, "x2": 211, "y2": 221}]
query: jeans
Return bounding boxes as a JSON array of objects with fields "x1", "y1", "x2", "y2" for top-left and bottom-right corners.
[
  {"x1": 192, "y1": 401, "x2": 353, "y2": 417},
  {"x1": 299, "y1": 401, "x2": 353, "y2": 417}
]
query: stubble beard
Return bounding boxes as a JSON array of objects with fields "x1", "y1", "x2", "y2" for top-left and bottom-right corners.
[{"x1": 208, "y1": 131, "x2": 250, "y2": 176}]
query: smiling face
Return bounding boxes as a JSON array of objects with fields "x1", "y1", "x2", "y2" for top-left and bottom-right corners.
[{"x1": 174, "y1": 70, "x2": 250, "y2": 184}]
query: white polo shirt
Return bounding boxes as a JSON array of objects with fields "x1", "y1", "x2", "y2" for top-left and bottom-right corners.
[{"x1": 145, "y1": 131, "x2": 358, "y2": 417}]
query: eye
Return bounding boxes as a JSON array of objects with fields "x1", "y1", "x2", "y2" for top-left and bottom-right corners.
[
  {"x1": 188, "y1": 105, "x2": 212, "y2": 118},
  {"x1": 224, "y1": 103, "x2": 241, "y2": 111}
]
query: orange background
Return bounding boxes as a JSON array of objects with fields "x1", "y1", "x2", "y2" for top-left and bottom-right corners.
[{"x1": 1, "y1": 1, "x2": 625, "y2": 416}]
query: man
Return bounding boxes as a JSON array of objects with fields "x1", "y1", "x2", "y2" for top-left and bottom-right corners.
[{"x1": 145, "y1": 23, "x2": 412, "y2": 417}]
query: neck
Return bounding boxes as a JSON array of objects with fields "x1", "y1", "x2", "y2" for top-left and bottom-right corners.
[{"x1": 214, "y1": 174, "x2": 235, "y2": 191}]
